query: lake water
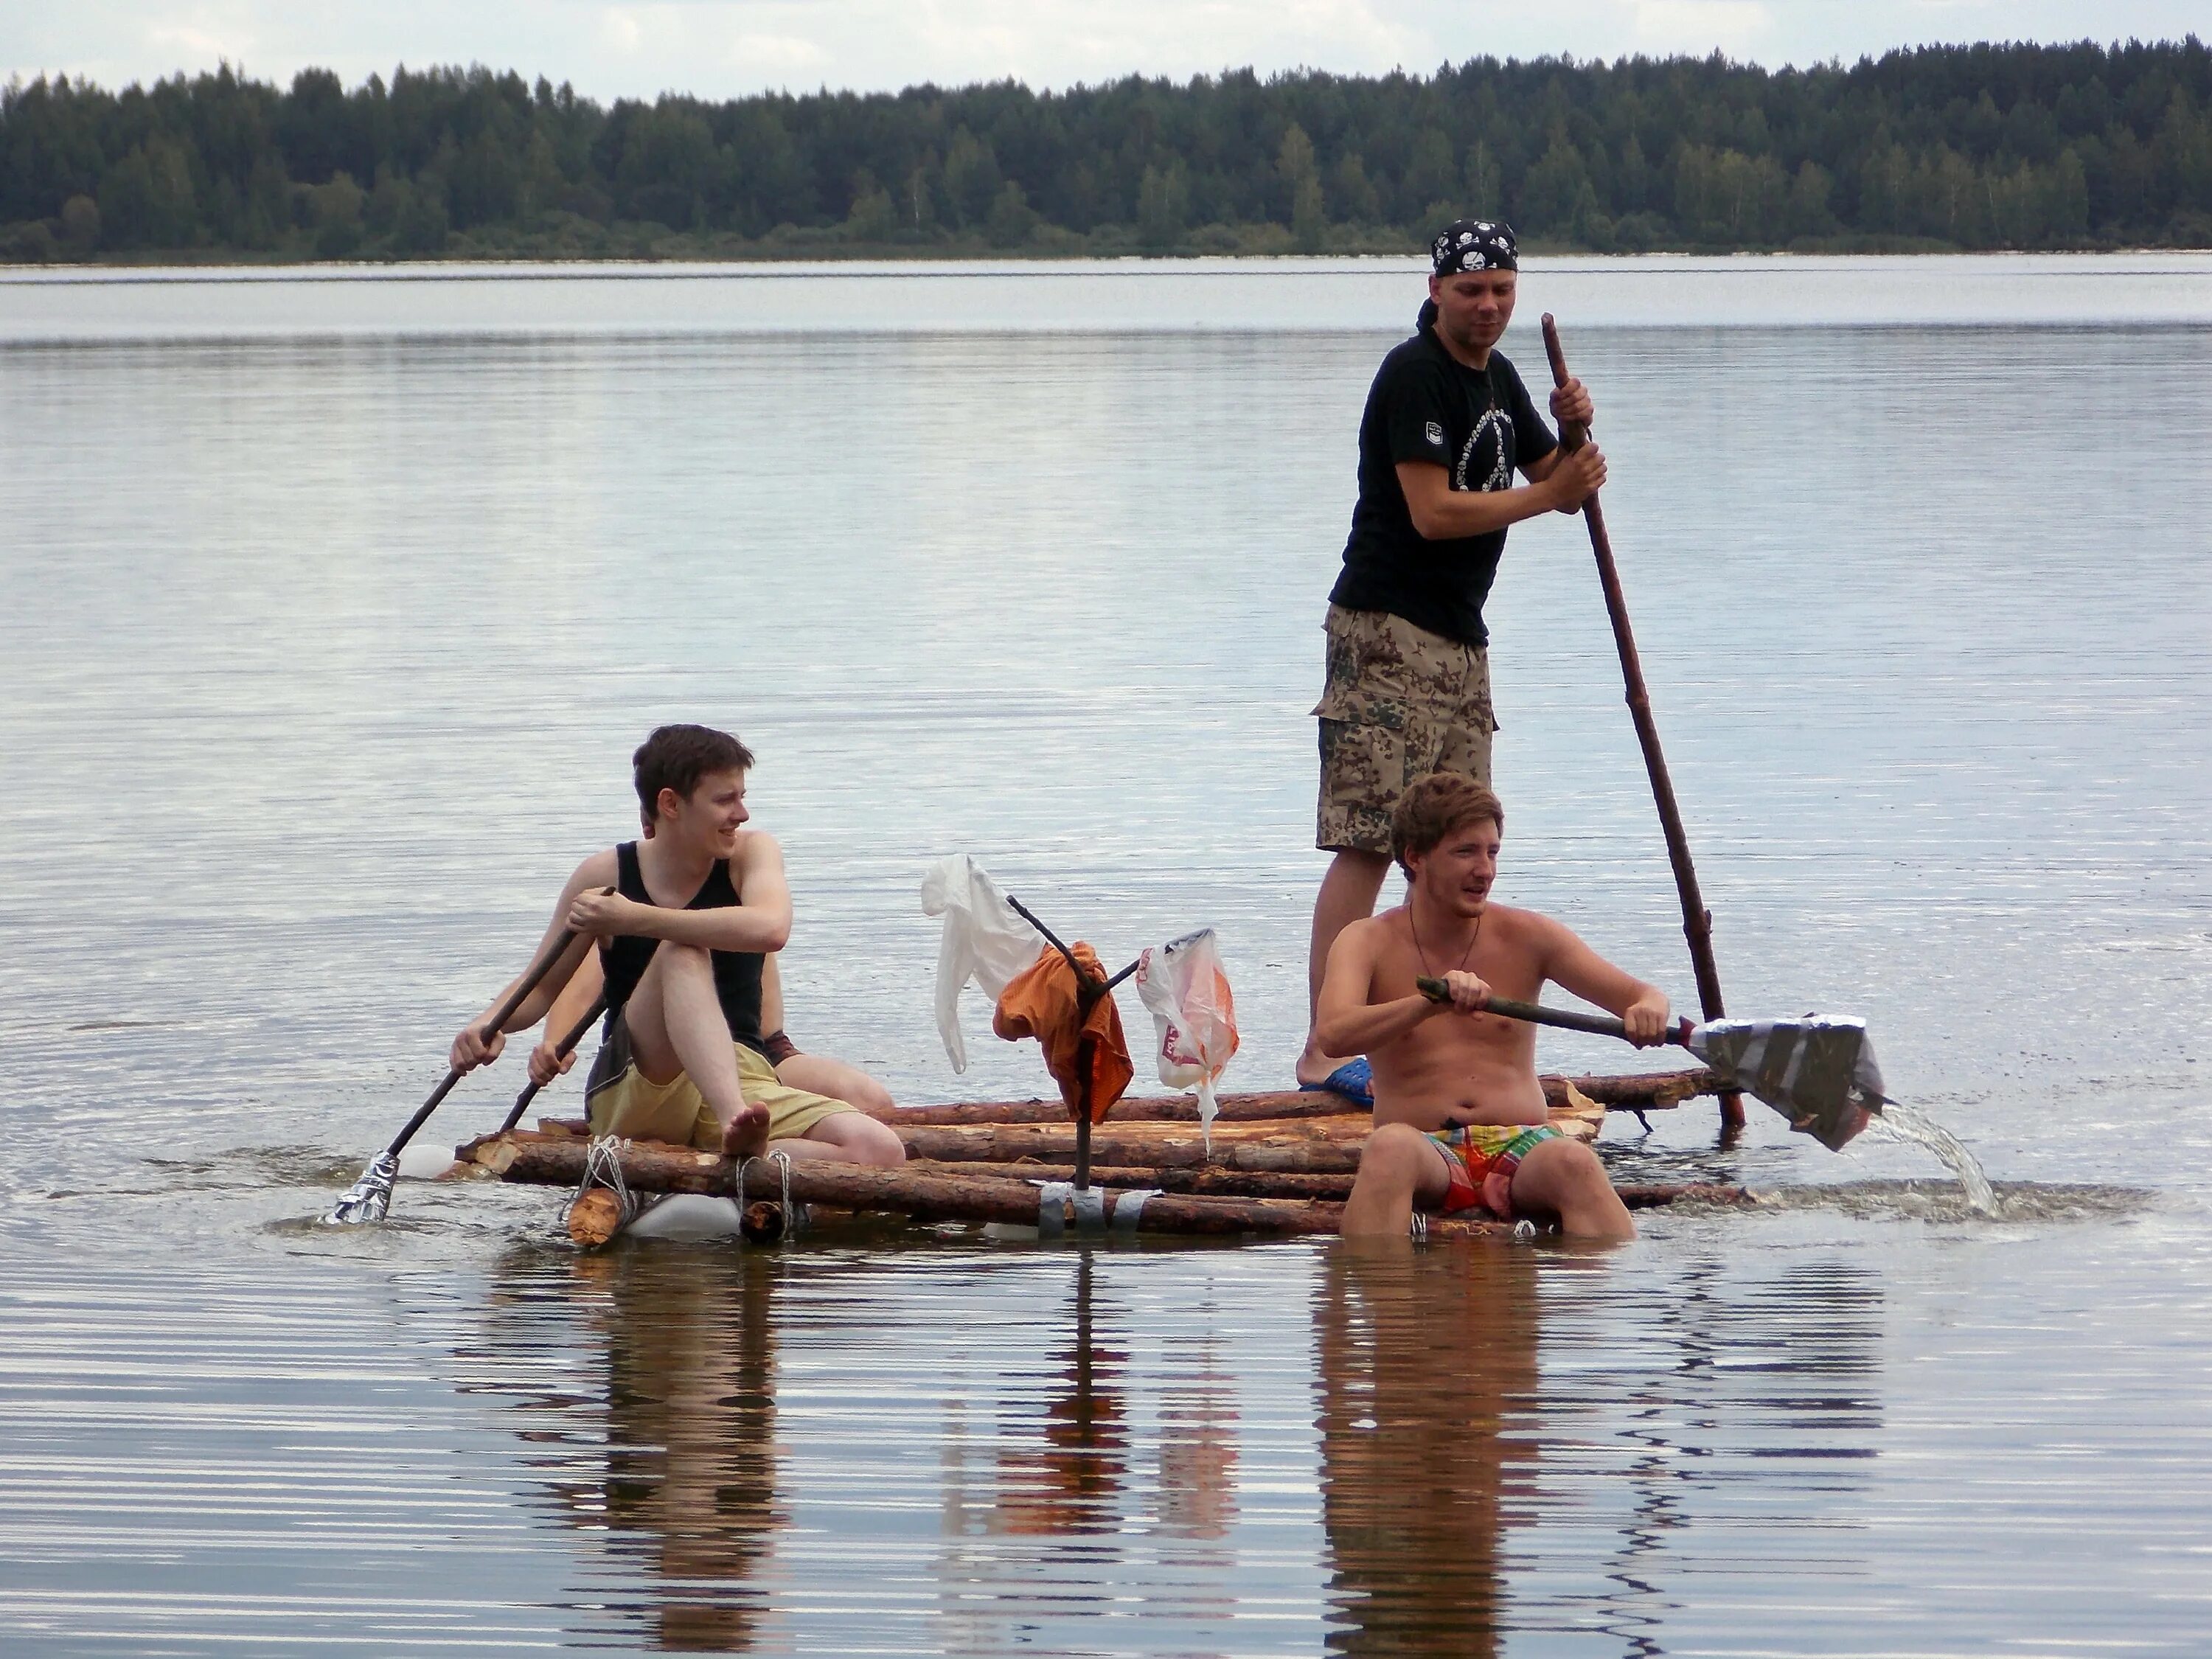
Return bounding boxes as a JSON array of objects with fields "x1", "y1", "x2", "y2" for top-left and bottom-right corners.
[{"x1": 2, "y1": 254, "x2": 2210, "y2": 1655}]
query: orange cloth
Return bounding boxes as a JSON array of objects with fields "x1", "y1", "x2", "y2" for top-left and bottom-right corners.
[{"x1": 992, "y1": 942, "x2": 1135, "y2": 1123}]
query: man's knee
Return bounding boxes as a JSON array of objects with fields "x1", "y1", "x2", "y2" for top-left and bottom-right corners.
[
  {"x1": 826, "y1": 1113, "x2": 906, "y2": 1167},
  {"x1": 1520, "y1": 1135, "x2": 1618, "y2": 1205},
  {"x1": 1358, "y1": 1122, "x2": 1435, "y2": 1188},
  {"x1": 846, "y1": 1075, "x2": 895, "y2": 1116}
]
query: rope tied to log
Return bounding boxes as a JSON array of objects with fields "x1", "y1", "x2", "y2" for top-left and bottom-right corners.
[
  {"x1": 564, "y1": 1135, "x2": 638, "y2": 1245},
  {"x1": 737, "y1": 1150, "x2": 799, "y2": 1241}
]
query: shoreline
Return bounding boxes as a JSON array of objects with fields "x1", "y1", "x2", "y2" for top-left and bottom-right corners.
[{"x1": 8, "y1": 247, "x2": 2212, "y2": 285}]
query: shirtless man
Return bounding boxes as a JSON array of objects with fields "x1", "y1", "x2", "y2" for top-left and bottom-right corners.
[
  {"x1": 449, "y1": 723, "x2": 904, "y2": 1167},
  {"x1": 1317, "y1": 772, "x2": 1666, "y2": 1241}
]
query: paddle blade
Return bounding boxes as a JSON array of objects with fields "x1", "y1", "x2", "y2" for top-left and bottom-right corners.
[
  {"x1": 1686, "y1": 1018, "x2": 1884, "y2": 1152},
  {"x1": 321, "y1": 1151, "x2": 399, "y2": 1225}
]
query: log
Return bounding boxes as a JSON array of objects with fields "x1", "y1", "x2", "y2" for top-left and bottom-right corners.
[
  {"x1": 855, "y1": 1071, "x2": 1718, "y2": 1127},
  {"x1": 895, "y1": 1159, "x2": 1750, "y2": 1210},
  {"x1": 894, "y1": 1120, "x2": 1368, "y2": 1173}
]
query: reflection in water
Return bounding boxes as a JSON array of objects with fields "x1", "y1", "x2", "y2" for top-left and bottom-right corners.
[
  {"x1": 1317, "y1": 1244, "x2": 1540, "y2": 1657},
  {"x1": 990, "y1": 1252, "x2": 1129, "y2": 1538},
  {"x1": 1316, "y1": 1247, "x2": 1889, "y2": 1655},
  {"x1": 495, "y1": 1246, "x2": 783, "y2": 1653}
]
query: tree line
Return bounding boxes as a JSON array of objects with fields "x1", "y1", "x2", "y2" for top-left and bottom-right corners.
[{"x1": 3, "y1": 38, "x2": 2209, "y2": 262}]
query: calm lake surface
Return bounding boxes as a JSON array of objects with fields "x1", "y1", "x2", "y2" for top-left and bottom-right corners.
[{"x1": 3, "y1": 254, "x2": 2210, "y2": 1655}]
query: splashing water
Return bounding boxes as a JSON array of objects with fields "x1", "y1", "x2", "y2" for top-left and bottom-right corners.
[{"x1": 1865, "y1": 1099, "x2": 1997, "y2": 1214}]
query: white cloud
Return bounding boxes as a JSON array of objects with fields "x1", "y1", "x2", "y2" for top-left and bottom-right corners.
[
  {"x1": 1625, "y1": 1, "x2": 1774, "y2": 56},
  {"x1": 3, "y1": 0, "x2": 2204, "y2": 100}
]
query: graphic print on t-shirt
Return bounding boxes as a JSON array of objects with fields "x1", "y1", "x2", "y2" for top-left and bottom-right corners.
[{"x1": 1453, "y1": 404, "x2": 1514, "y2": 493}]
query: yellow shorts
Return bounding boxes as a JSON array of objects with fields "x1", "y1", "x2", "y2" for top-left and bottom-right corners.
[{"x1": 585, "y1": 1037, "x2": 856, "y2": 1150}]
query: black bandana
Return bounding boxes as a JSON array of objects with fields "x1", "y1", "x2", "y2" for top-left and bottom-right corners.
[{"x1": 1431, "y1": 219, "x2": 1518, "y2": 275}]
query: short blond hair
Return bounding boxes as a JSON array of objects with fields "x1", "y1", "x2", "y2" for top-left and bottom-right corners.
[{"x1": 1389, "y1": 773, "x2": 1505, "y2": 874}]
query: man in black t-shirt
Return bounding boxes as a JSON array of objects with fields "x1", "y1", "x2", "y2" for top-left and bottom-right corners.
[{"x1": 1296, "y1": 220, "x2": 1608, "y2": 1099}]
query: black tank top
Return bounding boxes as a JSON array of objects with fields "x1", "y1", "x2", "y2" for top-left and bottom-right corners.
[{"x1": 599, "y1": 841, "x2": 766, "y2": 1054}]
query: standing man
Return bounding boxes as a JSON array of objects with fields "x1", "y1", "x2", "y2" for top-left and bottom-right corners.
[{"x1": 1297, "y1": 220, "x2": 1608, "y2": 1100}]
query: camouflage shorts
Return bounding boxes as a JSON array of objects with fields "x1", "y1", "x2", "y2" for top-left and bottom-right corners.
[{"x1": 1313, "y1": 604, "x2": 1494, "y2": 855}]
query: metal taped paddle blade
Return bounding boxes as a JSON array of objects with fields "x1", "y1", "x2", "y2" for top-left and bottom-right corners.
[
  {"x1": 1687, "y1": 1018, "x2": 1885, "y2": 1152},
  {"x1": 322, "y1": 1151, "x2": 400, "y2": 1225}
]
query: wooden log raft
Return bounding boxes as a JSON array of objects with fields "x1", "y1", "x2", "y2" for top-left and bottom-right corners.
[
  {"x1": 462, "y1": 1128, "x2": 1514, "y2": 1241},
  {"x1": 459, "y1": 1129, "x2": 1755, "y2": 1247}
]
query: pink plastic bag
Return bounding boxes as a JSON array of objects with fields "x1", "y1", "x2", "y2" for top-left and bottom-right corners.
[{"x1": 1133, "y1": 929, "x2": 1239, "y2": 1148}]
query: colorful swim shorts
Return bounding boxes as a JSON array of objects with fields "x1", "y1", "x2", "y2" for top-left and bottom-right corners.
[{"x1": 1425, "y1": 1122, "x2": 1565, "y2": 1220}]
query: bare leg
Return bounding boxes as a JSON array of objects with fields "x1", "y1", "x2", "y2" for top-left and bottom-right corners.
[
  {"x1": 1509, "y1": 1136, "x2": 1636, "y2": 1243},
  {"x1": 622, "y1": 943, "x2": 769, "y2": 1158},
  {"x1": 768, "y1": 1111, "x2": 907, "y2": 1168},
  {"x1": 775, "y1": 1052, "x2": 895, "y2": 1116},
  {"x1": 1340, "y1": 1122, "x2": 1453, "y2": 1238},
  {"x1": 1298, "y1": 848, "x2": 1391, "y2": 1085}
]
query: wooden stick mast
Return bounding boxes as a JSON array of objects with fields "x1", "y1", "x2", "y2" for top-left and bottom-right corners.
[{"x1": 1540, "y1": 314, "x2": 1745, "y2": 1133}]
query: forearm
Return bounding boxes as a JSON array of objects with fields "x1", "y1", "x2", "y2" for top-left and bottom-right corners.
[
  {"x1": 627, "y1": 904, "x2": 792, "y2": 954},
  {"x1": 479, "y1": 950, "x2": 585, "y2": 1034},
  {"x1": 1414, "y1": 479, "x2": 1561, "y2": 539},
  {"x1": 542, "y1": 950, "x2": 605, "y2": 1040},
  {"x1": 1314, "y1": 995, "x2": 1438, "y2": 1060}
]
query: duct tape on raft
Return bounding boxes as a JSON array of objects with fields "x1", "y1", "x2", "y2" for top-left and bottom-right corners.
[
  {"x1": 1034, "y1": 1180, "x2": 1071, "y2": 1239},
  {"x1": 1032, "y1": 1181, "x2": 1112, "y2": 1238},
  {"x1": 1112, "y1": 1189, "x2": 1160, "y2": 1235}
]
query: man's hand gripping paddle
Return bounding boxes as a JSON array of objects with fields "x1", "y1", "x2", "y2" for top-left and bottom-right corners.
[
  {"x1": 1414, "y1": 978, "x2": 1885, "y2": 1151},
  {"x1": 321, "y1": 925, "x2": 582, "y2": 1225}
]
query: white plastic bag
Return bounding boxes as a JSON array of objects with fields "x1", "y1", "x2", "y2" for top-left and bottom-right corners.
[
  {"x1": 920, "y1": 855, "x2": 1040, "y2": 1074},
  {"x1": 1133, "y1": 928, "x2": 1239, "y2": 1147}
]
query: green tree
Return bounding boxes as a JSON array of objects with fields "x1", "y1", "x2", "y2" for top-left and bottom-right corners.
[
  {"x1": 985, "y1": 178, "x2": 1036, "y2": 246},
  {"x1": 1329, "y1": 152, "x2": 1379, "y2": 223},
  {"x1": 1278, "y1": 123, "x2": 1325, "y2": 248},
  {"x1": 60, "y1": 193, "x2": 100, "y2": 252},
  {"x1": 392, "y1": 182, "x2": 449, "y2": 253},
  {"x1": 1463, "y1": 139, "x2": 1503, "y2": 215},
  {"x1": 943, "y1": 127, "x2": 1001, "y2": 228},
  {"x1": 1137, "y1": 160, "x2": 1190, "y2": 246},
  {"x1": 311, "y1": 169, "x2": 364, "y2": 255},
  {"x1": 96, "y1": 148, "x2": 156, "y2": 248},
  {"x1": 846, "y1": 170, "x2": 897, "y2": 240}
]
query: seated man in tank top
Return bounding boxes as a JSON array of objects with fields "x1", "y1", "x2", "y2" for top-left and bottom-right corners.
[
  {"x1": 1318, "y1": 773, "x2": 1666, "y2": 1242},
  {"x1": 526, "y1": 952, "x2": 897, "y2": 1119},
  {"x1": 448, "y1": 723, "x2": 905, "y2": 1167}
]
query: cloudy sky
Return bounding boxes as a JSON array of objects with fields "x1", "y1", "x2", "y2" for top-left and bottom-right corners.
[{"x1": 8, "y1": 1, "x2": 2205, "y2": 100}]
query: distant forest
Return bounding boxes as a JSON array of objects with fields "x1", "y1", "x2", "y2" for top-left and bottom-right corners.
[{"x1": 4, "y1": 38, "x2": 2210, "y2": 262}]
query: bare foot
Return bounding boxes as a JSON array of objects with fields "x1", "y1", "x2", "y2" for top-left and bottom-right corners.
[
  {"x1": 1295, "y1": 1037, "x2": 1349, "y2": 1088},
  {"x1": 720, "y1": 1103, "x2": 771, "y2": 1160}
]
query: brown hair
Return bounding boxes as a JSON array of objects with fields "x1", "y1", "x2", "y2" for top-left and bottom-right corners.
[
  {"x1": 633, "y1": 724, "x2": 755, "y2": 827},
  {"x1": 1389, "y1": 773, "x2": 1505, "y2": 874}
]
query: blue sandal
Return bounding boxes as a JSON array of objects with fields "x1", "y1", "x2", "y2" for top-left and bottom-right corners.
[{"x1": 1298, "y1": 1057, "x2": 1374, "y2": 1109}]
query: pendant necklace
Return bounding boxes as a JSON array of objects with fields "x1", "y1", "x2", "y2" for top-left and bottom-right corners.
[{"x1": 1411, "y1": 904, "x2": 1484, "y2": 981}]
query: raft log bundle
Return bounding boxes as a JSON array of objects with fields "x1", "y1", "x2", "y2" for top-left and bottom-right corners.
[{"x1": 454, "y1": 1074, "x2": 1750, "y2": 1245}]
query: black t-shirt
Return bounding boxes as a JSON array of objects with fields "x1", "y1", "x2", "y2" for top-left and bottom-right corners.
[{"x1": 1330, "y1": 325, "x2": 1557, "y2": 647}]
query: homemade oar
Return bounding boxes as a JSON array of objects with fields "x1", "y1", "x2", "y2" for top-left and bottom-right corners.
[
  {"x1": 321, "y1": 926, "x2": 580, "y2": 1225},
  {"x1": 494, "y1": 994, "x2": 608, "y2": 1138},
  {"x1": 1541, "y1": 313, "x2": 1745, "y2": 1134},
  {"x1": 1416, "y1": 978, "x2": 1882, "y2": 1152}
]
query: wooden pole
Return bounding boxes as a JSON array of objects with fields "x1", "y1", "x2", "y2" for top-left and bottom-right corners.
[{"x1": 1540, "y1": 314, "x2": 1745, "y2": 1134}]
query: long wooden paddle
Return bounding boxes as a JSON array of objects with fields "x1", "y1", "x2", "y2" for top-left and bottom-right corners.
[
  {"x1": 322, "y1": 925, "x2": 582, "y2": 1225},
  {"x1": 1414, "y1": 977, "x2": 1882, "y2": 1151},
  {"x1": 1540, "y1": 313, "x2": 1745, "y2": 1134}
]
